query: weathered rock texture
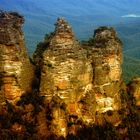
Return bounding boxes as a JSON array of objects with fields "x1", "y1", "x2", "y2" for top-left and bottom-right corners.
[
  {"x1": 0, "y1": 11, "x2": 34, "y2": 105},
  {"x1": 34, "y1": 18, "x2": 94, "y2": 137},
  {"x1": 87, "y1": 27, "x2": 124, "y2": 127},
  {"x1": 40, "y1": 18, "x2": 93, "y2": 103},
  {"x1": 34, "y1": 19, "x2": 124, "y2": 137},
  {"x1": 1, "y1": 11, "x2": 139, "y2": 139},
  {"x1": 91, "y1": 27, "x2": 123, "y2": 117},
  {"x1": 128, "y1": 78, "x2": 140, "y2": 107}
]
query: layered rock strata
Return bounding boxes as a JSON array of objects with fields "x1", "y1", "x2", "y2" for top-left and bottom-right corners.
[
  {"x1": 88, "y1": 27, "x2": 123, "y2": 125},
  {"x1": 0, "y1": 11, "x2": 128, "y2": 138},
  {"x1": 0, "y1": 11, "x2": 34, "y2": 105},
  {"x1": 34, "y1": 19, "x2": 124, "y2": 137},
  {"x1": 35, "y1": 18, "x2": 94, "y2": 136},
  {"x1": 91, "y1": 27, "x2": 123, "y2": 112}
]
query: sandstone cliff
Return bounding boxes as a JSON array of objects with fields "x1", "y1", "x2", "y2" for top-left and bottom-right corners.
[
  {"x1": 0, "y1": 11, "x2": 140, "y2": 139},
  {"x1": 0, "y1": 11, "x2": 34, "y2": 105},
  {"x1": 34, "y1": 17, "x2": 94, "y2": 137},
  {"x1": 91, "y1": 27, "x2": 124, "y2": 125},
  {"x1": 33, "y1": 18, "x2": 124, "y2": 137}
]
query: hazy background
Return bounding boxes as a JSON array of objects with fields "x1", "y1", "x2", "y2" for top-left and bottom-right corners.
[{"x1": 1, "y1": 0, "x2": 140, "y2": 81}]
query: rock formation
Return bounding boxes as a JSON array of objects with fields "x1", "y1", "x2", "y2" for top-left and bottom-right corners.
[
  {"x1": 34, "y1": 19, "x2": 124, "y2": 137},
  {"x1": 91, "y1": 27, "x2": 123, "y2": 125},
  {"x1": 34, "y1": 17, "x2": 94, "y2": 137},
  {"x1": 128, "y1": 78, "x2": 140, "y2": 107},
  {"x1": 0, "y1": 11, "x2": 34, "y2": 105},
  {"x1": 0, "y1": 11, "x2": 140, "y2": 139}
]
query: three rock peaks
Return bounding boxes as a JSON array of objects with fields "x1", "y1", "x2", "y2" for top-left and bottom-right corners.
[{"x1": 0, "y1": 11, "x2": 139, "y2": 138}]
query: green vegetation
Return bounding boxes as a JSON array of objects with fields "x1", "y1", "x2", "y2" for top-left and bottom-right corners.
[{"x1": 123, "y1": 56, "x2": 140, "y2": 83}]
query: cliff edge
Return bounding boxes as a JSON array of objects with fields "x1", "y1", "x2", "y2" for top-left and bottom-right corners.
[
  {"x1": 0, "y1": 11, "x2": 140, "y2": 139},
  {"x1": 0, "y1": 11, "x2": 34, "y2": 104}
]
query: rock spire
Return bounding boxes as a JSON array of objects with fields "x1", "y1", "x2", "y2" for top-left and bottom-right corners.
[{"x1": 0, "y1": 11, "x2": 34, "y2": 105}]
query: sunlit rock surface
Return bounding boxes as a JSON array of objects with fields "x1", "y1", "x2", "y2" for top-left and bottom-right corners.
[
  {"x1": 39, "y1": 18, "x2": 93, "y2": 102},
  {"x1": 33, "y1": 19, "x2": 124, "y2": 137},
  {"x1": 0, "y1": 11, "x2": 129, "y2": 138},
  {"x1": 34, "y1": 18, "x2": 94, "y2": 136},
  {"x1": 91, "y1": 27, "x2": 123, "y2": 115},
  {"x1": 0, "y1": 11, "x2": 34, "y2": 105}
]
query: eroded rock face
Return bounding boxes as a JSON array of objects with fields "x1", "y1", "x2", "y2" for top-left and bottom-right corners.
[
  {"x1": 0, "y1": 12, "x2": 126, "y2": 138},
  {"x1": 0, "y1": 11, "x2": 34, "y2": 105},
  {"x1": 90, "y1": 27, "x2": 123, "y2": 125},
  {"x1": 35, "y1": 18, "x2": 94, "y2": 136},
  {"x1": 34, "y1": 19, "x2": 124, "y2": 137},
  {"x1": 128, "y1": 78, "x2": 140, "y2": 107},
  {"x1": 40, "y1": 18, "x2": 93, "y2": 107}
]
